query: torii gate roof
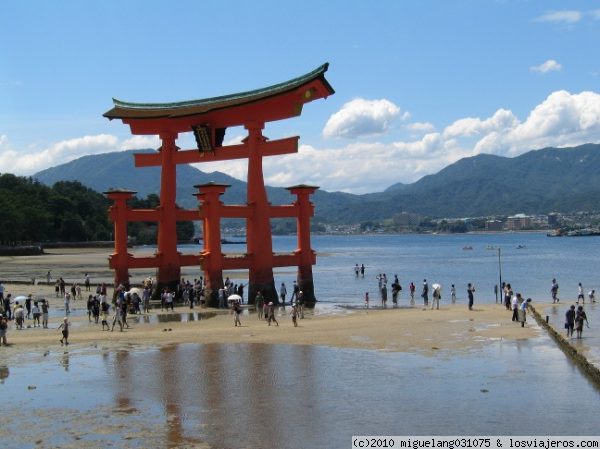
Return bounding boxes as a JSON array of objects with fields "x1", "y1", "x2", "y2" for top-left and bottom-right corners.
[{"x1": 103, "y1": 63, "x2": 334, "y2": 135}]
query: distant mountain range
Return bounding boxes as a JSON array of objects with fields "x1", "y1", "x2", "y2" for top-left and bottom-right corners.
[{"x1": 33, "y1": 143, "x2": 600, "y2": 222}]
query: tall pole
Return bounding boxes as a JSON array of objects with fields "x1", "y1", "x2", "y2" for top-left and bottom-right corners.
[{"x1": 498, "y1": 247, "x2": 503, "y2": 300}]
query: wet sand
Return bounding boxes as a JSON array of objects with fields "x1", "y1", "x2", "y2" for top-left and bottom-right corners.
[
  {"x1": 1, "y1": 248, "x2": 540, "y2": 355},
  {"x1": 2, "y1": 280, "x2": 538, "y2": 356}
]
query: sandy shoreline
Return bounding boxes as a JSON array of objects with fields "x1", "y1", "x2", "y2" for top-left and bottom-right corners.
[
  {"x1": 2, "y1": 280, "x2": 538, "y2": 357},
  {"x1": 1, "y1": 249, "x2": 540, "y2": 358}
]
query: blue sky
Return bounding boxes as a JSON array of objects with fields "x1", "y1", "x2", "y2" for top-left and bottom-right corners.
[{"x1": 2, "y1": 0, "x2": 600, "y2": 193}]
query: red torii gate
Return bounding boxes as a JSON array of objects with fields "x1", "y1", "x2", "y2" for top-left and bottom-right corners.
[{"x1": 103, "y1": 64, "x2": 334, "y2": 307}]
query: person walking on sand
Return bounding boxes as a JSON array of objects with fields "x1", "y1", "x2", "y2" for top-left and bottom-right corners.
[
  {"x1": 0, "y1": 313, "x2": 8, "y2": 346},
  {"x1": 565, "y1": 305, "x2": 576, "y2": 338},
  {"x1": 364, "y1": 292, "x2": 369, "y2": 309},
  {"x1": 58, "y1": 317, "x2": 70, "y2": 345},
  {"x1": 588, "y1": 290, "x2": 596, "y2": 303},
  {"x1": 290, "y1": 304, "x2": 298, "y2": 327},
  {"x1": 279, "y1": 282, "x2": 287, "y2": 305},
  {"x1": 577, "y1": 283, "x2": 585, "y2": 304},
  {"x1": 84, "y1": 273, "x2": 90, "y2": 291},
  {"x1": 233, "y1": 301, "x2": 242, "y2": 327},
  {"x1": 41, "y1": 299, "x2": 49, "y2": 329},
  {"x1": 575, "y1": 305, "x2": 589, "y2": 339},
  {"x1": 409, "y1": 282, "x2": 415, "y2": 304},
  {"x1": 14, "y1": 303, "x2": 24, "y2": 330},
  {"x1": 551, "y1": 278, "x2": 559, "y2": 303},
  {"x1": 511, "y1": 293, "x2": 520, "y2": 322},
  {"x1": 32, "y1": 301, "x2": 41, "y2": 327},
  {"x1": 467, "y1": 283, "x2": 475, "y2": 311},
  {"x1": 255, "y1": 290, "x2": 265, "y2": 320},
  {"x1": 381, "y1": 283, "x2": 388, "y2": 308},
  {"x1": 101, "y1": 301, "x2": 110, "y2": 330},
  {"x1": 25, "y1": 294, "x2": 32, "y2": 319},
  {"x1": 451, "y1": 284, "x2": 456, "y2": 304},
  {"x1": 421, "y1": 279, "x2": 429, "y2": 306},
  {"x1": 519, "y1": 298, "x2": 532, "y2": 327},
  {"x1": 64, "y1": 292, "x2": 71, "y2": 315},
  {"x1": 266, "y1": 302, "x2": 279, "y2": 326},
  {"x1": 431, "y1": 285, "x2": 441, "y2": 310}
]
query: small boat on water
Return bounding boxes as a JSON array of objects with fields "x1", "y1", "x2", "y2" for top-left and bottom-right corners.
[
  {"x1": 462, "y1": 246, "x2": 473, "y2": 250},
  {"x1": 516, "y1": 244, "x2": 526, "y2": 249}
]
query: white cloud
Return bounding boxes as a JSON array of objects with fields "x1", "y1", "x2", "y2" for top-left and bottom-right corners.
[
  {"x1": 530, "y1": 59, "x2": 562, "y2": 73},
  {"x1": 475, "y1": 90, "x2": 600, "y2": 155},
  {"x1": 322, "y1": 98, "x2": 401, "y2": 139},
  {"x1": 443, "y1": 109, "x2": 518, "y2": 139},
  {"x1": 591, "y1": 9, "x2": 600, "y2": 20},
  {"x1": 405, "y1": 122, "x2": 435, "y2": 134},
  {"x1": 259, "y1": 90, "x2": 600, "y2": 193},
  {"x1": 535, "y1": 10, "x2": 582, "y2": 23},
  {"x1": 1, "y1": 134, "x2": 120, "y2": 175},
  {"x1": 121, "y1": 135, "x2": 160, "y2": 150}
]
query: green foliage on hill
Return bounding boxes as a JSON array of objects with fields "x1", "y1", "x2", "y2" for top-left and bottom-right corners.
[
  {"x1": 0, "y1": 174, "x2": 112, "y2": 244},
  {"x1": 0, "y1": 175, "x2": 194, "y2": 245}
]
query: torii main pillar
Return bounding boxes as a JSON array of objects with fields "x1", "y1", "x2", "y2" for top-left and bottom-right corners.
[{"x1": 246, "y1": 122, "x2": 277, "y2": 304}]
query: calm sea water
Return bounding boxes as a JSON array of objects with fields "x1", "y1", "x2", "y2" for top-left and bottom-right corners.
[{"x1": 212, "y1": 233, "x2": 600, "y2": 306}]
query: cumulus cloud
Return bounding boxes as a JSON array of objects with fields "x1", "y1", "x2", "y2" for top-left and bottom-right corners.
[
  {"x1": 531, "y1": 59, "x2": 562, "y2": 73},
  {"x1": 535, "y1": 10, "x2": 582, "y2": 23},
  {"x1": 405, "y1": 122, "x2": 435, "y2": 134},
  {"x1": 322, "y1": 98, "x2": 401, "y2": 139},
  {"x1": 261, "y1": 90, "x2": 600, "y2": 193},
  {"x1": 121, "y1": 135, "x2": 161, "y2": 150},
  {"x1": 474, "y1": 90, "x2": 600, "y2": 155}
]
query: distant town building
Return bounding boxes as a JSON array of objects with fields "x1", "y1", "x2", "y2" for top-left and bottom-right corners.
[
  {"x1": 547, "y1": 213, "x2": 559, "y2": 228},
  {"x1": 485, "y1": 219, "x2": 504, "y2": 231},
  {"x1": 506, "y1": 213, "x2": 531, "y2": 231},
  {"x1": 393, "y1": 212, "x2": 422, "y2": 229}
]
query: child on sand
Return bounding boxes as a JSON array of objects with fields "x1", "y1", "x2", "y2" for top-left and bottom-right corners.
[
  {"x1": 58, "y1": 317, "x2": 70, "y2": 345},
  {"x1": 290, "y1": 304, "x2": 298, "y2": 327},
  {"x1": 364, "y1": 292, "x2": 369, "y2": 308},
  {"x1": 0, "y1": 313, "x2": 8, "y2": 346}
]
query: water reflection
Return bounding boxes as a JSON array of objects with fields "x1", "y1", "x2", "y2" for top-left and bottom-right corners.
[
  {"x1": 102, "y1": 342, "x2": 600, "y2": 448},
  {"x1": 128, "y1": 311, "x2": 217, "y2": 324},
  {"x1": 2, "y1": 341, "x2": 600, "y2": 449},
  {"x1": 0, "y1": 365, "x2": 9, "y2": 383}
]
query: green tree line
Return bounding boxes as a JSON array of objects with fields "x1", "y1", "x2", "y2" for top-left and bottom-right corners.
[{"x1": 0, "y1": 174, "x2": 194, "y2": 245}]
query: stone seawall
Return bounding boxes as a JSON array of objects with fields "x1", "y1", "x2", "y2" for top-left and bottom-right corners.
[{"x1": 529, "y1": 304, "x2": 600, "y2": 386}]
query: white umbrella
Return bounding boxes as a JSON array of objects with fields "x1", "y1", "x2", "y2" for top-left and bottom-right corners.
[
  {"x1": 127, "y1": 288, "x2": 142, "y2": 296},
  {"x1": 227, "y1": 294, "x2": 242, "y2": 302},
  {"x1": 432, "y1": 283, "x2": 441, "y2": 291},
  {"x1": 13, "y1": 295, "x2": 28, "y2": 302}
]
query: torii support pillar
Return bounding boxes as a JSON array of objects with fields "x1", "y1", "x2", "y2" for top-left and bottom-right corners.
[
  {"x1": 105, "y1": 189, "x2": 136, "y2": 289},
  {"x1": 194, "y1": 183, "x2": 227, "y2": 308},
  {"x1": 287, "y1": 185, "x2": 319, "y2": 307},
  {"x1": 156, "y1": 132, "x2": 181, "y2": 286},
  {"x1": 246, "y1": 122, "x2": 277, "y2": 305}
]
